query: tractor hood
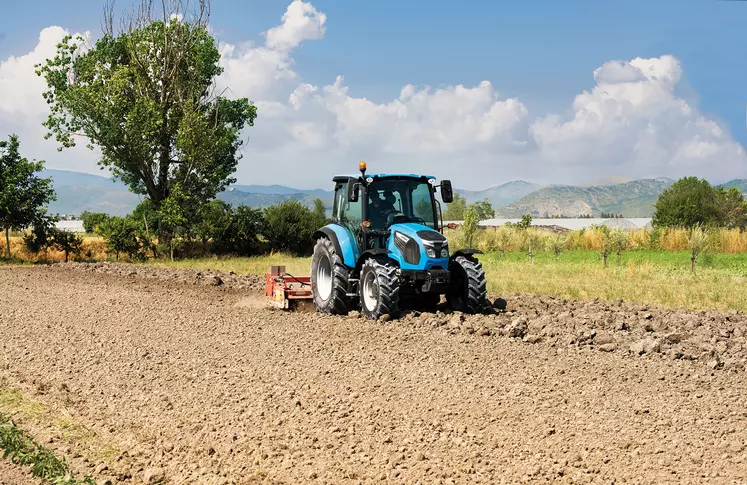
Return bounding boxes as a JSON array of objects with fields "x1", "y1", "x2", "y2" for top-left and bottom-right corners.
[{"x1": 386, "y1": 223, "x2": 450, "y2": 270}]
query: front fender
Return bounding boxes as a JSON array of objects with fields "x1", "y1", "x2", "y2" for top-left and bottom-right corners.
[
  {"x1": 451, "y1": 248, "x2": 483, "y2": 260},
  {"x1": 313, "y1": 225, "x2": 359, "y2": 268},
  {"x1": 354, "y1": 248, "x2": 392, "y2": 274}
]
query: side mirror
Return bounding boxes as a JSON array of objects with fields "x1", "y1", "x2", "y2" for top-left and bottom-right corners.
[
  {"x1": 347, "y1": 182, "x2": 359, "y2": 203},
  {"x1": 440, "y1": 180, "x2": 454, "y2": 203}
]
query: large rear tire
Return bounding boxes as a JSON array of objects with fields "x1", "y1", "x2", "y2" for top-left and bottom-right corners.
[
  {"x1": 311, "y1": 237, "x2": 352, "y2": 315},
  {"x1": 447, "y1": 255, "x2": 488, "y2": 314},
  {"x1": 359, "y1": 256, "x2": 400, "y2": 320}
]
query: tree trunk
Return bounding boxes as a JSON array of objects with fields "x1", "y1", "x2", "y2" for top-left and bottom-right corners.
[
  {"x1": 529, "y1": 248, "x2": 534, "y2": 265},
  {"x1": 691, "y1": 254, "x2": 696, "y2": 274},
  {"x1": 142, "y1": 210, "x2": 155, "y2": 260},
  {"x1": 4, "y1": 227, "x2": 10, "y2": 259},
  {"x1": 617, "y1": 251, "x2": 621, "y2": 266},
  {"x1": 603, "y1": 252, "x2": 608, "y2": 268},
  {"x1": 65, "y1": 249, "x2": 69, "y2": 263}
]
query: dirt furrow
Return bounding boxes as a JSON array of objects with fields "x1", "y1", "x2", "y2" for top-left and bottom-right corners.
[{"x1": 1, "y1": 265, "x2": 746, "y2": 484}]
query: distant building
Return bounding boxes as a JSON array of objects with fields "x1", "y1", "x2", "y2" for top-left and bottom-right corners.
[{"x1": 55, "y1": 220, "x2": 85, "y2": 233}]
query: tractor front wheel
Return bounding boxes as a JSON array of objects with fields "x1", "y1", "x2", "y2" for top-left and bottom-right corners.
[
  {"x1": 359, "y1": 257, "x2": 400, "y2": 320},
  {"x1": 311, "y1": 237, "x2": 352, "y2": 315},
  {"x1": 447, "y1": 255, "x2": 488, "y2": 314}
]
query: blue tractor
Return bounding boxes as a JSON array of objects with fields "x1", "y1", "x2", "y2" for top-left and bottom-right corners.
[{"x1": 311, "y1": 162, "x2": 488, "y2": 320}]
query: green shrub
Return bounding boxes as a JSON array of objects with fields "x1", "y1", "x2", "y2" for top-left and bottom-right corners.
[
  {"x1": 79, "y1": 211, "x2": 110, "y2": 233},
  {"x1": 263, "y1": 200, "x2": 325, "y2": 255},
  {"x1": 99, "y1": 217, "x2": 143, "y2": 261}
]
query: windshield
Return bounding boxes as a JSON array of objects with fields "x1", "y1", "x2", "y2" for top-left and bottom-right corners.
[{"x1": 366, "y1": 178, "x2": 437, "y2": 230}]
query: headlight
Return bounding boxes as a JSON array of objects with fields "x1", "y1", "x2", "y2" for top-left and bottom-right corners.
[
  {"x1": 440, "y1": 248, "x2": 449, "y2": 258},
  {"x1": 426, "y1": 248, "x2": 436, "y2": 258}
]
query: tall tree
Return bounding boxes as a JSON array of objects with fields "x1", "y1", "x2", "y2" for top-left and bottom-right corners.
[
  {"x1": 471, "y1": 198, "x2": 496, "y2": 221},
  {"x1": 715, "y1": 187, "x2": 747, "y2": 229},
  {"x1": 36, "y1": 0, "x2": 257, "y2": 212},
  {"x1": 653, "y1": 177, "x2": 722, "y2": 228},
  {"x1": 443, "y1": 192, "x2": 467, "y2": 220},
  {"x1": 0, "y1": 135, "x2": 56, "y2": 258}
]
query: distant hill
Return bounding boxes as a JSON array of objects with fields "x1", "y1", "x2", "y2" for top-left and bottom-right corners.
[
  {"x1": 39, "y1": 169, "x2": 122, "y2": 188},
  {"x1": 40, "y1": 170, "x2": 139, "y2": 216},
  {"x1": 40, "y1": 170, "x2": 723, "y2": 219},
  {"x1": 457, "y1": 181, "x2": 543, "y2": 208},
  {"x1": 37, "y1": 169, "x2": 334, "y2": 215},
  {"x1": 497, "y1": 179, "x2": 673, "y2": 218},
  {"x1": 719, "y1": 179, "x2": 747, "y2": 193},
  {"x1": 218, "y1": 189, "x2": 333, "y2": 209}
]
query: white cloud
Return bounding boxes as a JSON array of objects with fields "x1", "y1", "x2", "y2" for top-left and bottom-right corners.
[
  {"x1": 1, "y1": 2, "x2": 746, "y2": 189},
  {"x1": 216, "y1": 0, "x2": 326, "y2": 102},
  {"x1": 264, "y1": 0, "x2": 326, "y2": 52},
  {"x1": 0, "y1": 26, "x2": 67, "y2": 118},
  {"x1": 0, "y1": 26, "x2": 100, "y2": 173},
  {"x1": 529, "y1": 55, "x2": 746, "y2": 181}
]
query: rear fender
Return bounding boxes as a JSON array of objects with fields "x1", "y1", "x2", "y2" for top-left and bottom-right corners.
[{"x1": 313, "y1": 225, "x2": 359, "y2": 268}]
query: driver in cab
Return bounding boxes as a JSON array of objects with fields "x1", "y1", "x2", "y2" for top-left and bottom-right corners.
[{"x1": 368, "y1": 191, "x2": 397, "y2": 229}]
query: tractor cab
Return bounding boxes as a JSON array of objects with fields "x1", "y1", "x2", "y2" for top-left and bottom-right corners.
[
  {"x1": 331, "y1": 171, "x2": 448, "y2": 252},
  {"x1": 311, "y1": 162, "x2": 487, "y2": 320}
]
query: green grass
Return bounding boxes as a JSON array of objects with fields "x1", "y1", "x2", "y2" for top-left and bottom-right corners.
[
  {"x1": 148, "y1": 250, "x2": 747, "y2": 312},
  {"x1": 479, "y1": 250, "x2": 747, "y2": 311},
  {"x1": 0, "y1": 411, "x2": 95, "y2": 484},
  {"x1": 0, "y1": 384, "x2": 120, "y2": 467},
  {"x1": 148, "y1": 252, "x2": 312, "y2": 276}
]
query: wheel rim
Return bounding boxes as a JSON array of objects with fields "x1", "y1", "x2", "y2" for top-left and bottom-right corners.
[
  {"x1": 316, "y1": 254, "x2": 333, "y2": 301},
  {"x1": 362, "y1": 270, "x2": 378, "y2": 312}
]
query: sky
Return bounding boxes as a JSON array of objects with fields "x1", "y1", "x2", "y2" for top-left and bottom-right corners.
[{"x1": 1, "y1": 0, "x2": 747, "y2": 190}]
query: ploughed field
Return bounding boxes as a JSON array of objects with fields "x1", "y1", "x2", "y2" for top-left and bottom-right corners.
[{"x1": 1, "y1": 263, "x2": 746, "y2": 484}]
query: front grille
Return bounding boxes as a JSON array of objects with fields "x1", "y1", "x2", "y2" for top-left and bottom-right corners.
[
  {"x1": 417, "y1": 230, "x2": 446, "y2": 242},
  {"x1": 394, "y1": 231, "x2": 421, "y2": 265}
]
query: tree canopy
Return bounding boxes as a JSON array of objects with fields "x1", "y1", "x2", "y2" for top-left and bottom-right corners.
[
  {"x1": 653, "y1": 177, "x2": 746, "y2": 228},
  {"x1": 0, "y1": 135, "x2": 56, "y2": 258},
  {"x1": 443, "y1": 192, "x2": 467, "y2": 220},
  {"x1": 36, "y1": 2, "x2": 257, "y2": 211}
]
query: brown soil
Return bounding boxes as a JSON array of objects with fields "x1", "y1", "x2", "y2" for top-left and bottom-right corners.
[
  {"x1": 0, "y1": 460, "x2": 37, "y2": 485},
  {"x1": 1, "y1": 263, "x2": 746, "y2": 484}
]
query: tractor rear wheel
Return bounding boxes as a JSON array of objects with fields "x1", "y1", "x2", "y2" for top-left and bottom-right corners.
[
  {"x1": 447, "y1": 255, "x2": 488, "y2": 314},
  {"x1": 311, "y1": 237, "x2": 352, "y2": 315},
  {"x1": 359, "y1": 256, "x2": 400, "y2": 320}
]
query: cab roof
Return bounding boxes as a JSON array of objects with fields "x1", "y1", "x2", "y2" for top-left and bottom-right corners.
[{"x1": 332, "y1": 173, "x2": 436, "y2": 182}]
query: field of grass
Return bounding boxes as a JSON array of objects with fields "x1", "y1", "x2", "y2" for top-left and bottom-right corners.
[
  {"x1": 479, "y1": 250, "x2": 747, "y2": 311},
  {"x1": 3, "y1": 230, "x2": 747, "y2": 311},
  {"x1": 153, "y1": 249, "x2": 747, "y2": 312},
  {"x1": 149, "y1": 251, "x2": 312, "y2": 276}
]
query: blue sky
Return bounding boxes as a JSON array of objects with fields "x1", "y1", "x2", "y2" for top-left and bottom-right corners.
[{"x1": 1, "y1": 0, "x2": 746, "y2": 188}]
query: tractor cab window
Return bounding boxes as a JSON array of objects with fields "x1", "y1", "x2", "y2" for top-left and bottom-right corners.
[
  {"x1": 335, "y1": 181, "x2": 363, "y2": 234},
  {"x1": 366, "y1": 179, "x2": 437, "y2": 230}
]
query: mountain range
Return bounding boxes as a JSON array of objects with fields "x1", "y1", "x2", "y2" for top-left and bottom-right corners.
[
  {"x1": 37, "y1": 169, "x2": 745, "y2": 218},
  {"x1": 496, "y1": 178, "x2": 675, "y2": 218}
]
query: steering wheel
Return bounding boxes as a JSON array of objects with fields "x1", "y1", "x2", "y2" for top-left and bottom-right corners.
[{"x1": 386, "y1": 213, "x2": 426, "y2": 226}]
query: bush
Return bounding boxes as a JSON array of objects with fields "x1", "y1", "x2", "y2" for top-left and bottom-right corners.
[
  {"x1": 196, "y1": 200, "x2": 234, "y2": 246},
  {"x1": 50, "y1": 229, "x2": 83, "y2": 262},
  {"x1": 80, "y1": 211, "x2": 110, "y2": 233},
  {"x1": 229, "y1": 205, "x2": 265, "y2": 255},
  {"x1": 653, "y1": 177, "x2": 746, "y2": 229},
  {"x1": 263, "y1": 200, "x2": 325, "y2": 255},
  {"x1": 23, "y1": 215, "x2": 57, "y2": 254},
  {"x1": 99, "y1": 217, "x2": 144, "y2": 261}
]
